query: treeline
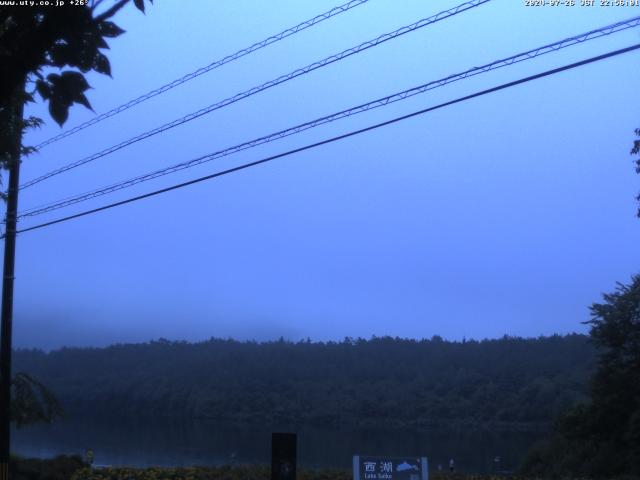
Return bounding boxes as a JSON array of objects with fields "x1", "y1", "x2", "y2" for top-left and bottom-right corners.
[{"x1": 13, "y1": 334, "x2": 594, "y2": 429}]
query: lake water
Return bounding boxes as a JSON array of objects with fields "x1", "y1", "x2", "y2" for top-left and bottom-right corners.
[{"x1": 12, "y1": 416, "x2": 546, "y2": 474}]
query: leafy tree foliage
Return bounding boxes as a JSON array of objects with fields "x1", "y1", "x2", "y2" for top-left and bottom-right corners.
[
  {"x1": 523, "y1": 132, "x2": 640, "y2": 478},
  {"x1": 14, "y1": 335, "x2": 594, "y2": 429},
  {"x1": 634, "y1": 127, "x2": 640, "y2": 217},
  {"x1": 522, "y1": 275, "x2": 640, "y2": 478},
  {"x1": 0, "y1": 0, "x2": 151, "y2": 427},
  {"x1": 0, "y1": 0, "x2": 152, "y2": 166},
  {"x1": 10, "y1": 373, "x2": 63, "y2": 428}
]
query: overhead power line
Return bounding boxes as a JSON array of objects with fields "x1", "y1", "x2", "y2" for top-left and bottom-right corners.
[
  {"x1": 18, "y1": 15, "x2": 640, "y2": 219},
  {"x1": 34, "y1": 0, "x2": 372, "y2": 150},
  {"x1": 21, "y1": 0, "x2": 490, "y2": 190},
  {"x1": 13, "y1": 43, "x2": 640, "y2": 237}
]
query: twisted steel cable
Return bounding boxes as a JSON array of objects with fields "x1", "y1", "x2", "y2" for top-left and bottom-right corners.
[
  {"x1": 18, "y1": 14, "x2": 640, "y2": 219},
  {"x1": 14, "y1": 43, "x2": 640, "y2": 236},
  {"x1": 34, "y1": 0, "x2": 372, "y2": 149},
  {"x1": 21, "y1": 0, "x2": 491, "y2": 190}
]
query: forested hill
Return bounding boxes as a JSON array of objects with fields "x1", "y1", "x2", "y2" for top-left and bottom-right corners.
[{"x1": 14, "y1": 334, "x2": 594, "y2": 429}]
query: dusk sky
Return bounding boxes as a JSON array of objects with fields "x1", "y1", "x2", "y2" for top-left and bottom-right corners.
[{"x1": 9, "y1": 0, "x2": 640, "y2": 350}]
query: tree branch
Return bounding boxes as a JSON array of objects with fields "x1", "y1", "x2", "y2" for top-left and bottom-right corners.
[
  {"x1": 91, "y1": 0, "x2": 106, "y2": 11},
  {"x1": 95, "y1": 0, "x2": 130, "y2": 22}
]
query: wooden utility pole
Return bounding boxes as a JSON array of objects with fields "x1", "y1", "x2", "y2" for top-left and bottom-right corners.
[{"x1": 0, "y1": 79, "x2": 25, "y2": 480}]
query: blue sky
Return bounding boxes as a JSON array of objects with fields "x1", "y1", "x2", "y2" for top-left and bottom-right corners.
[{"x1": 9, "y1": 0, "x2": 640, "y2": 349}]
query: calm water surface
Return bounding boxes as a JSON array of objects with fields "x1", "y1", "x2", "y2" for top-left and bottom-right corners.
[{"x1": 13, "y1": 417, "x2": 546, "y2": 474}]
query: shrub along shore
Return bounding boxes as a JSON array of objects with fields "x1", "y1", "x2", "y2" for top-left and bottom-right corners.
[
  {"x1": 9, "y1": 455, "x2": 611, "y2": 480},
  {"x1": 70, "y1": 466, "x2": 539, "y2": 480}
]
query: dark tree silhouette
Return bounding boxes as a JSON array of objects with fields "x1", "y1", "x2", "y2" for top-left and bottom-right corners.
[
  {"x1": 579, "y1": 274, "x2": 640, "y2": 475},
  {"x1": 0, "y1": 4, "x2": 152, "y2": 476},
  {"x1": 522, "y1": 275, "x2": 640, "y2": 477},
  {"x1": 10, "y1": 373, "x2": 63, "y2": 428},
  {"x1": 523, "y1": 128, "x2": 640, "y2": 478},
  {"x1": 633, "y1": 127, "x2": 640, "y2": 217},
  {"x1": 1, "y1": 0, "x2": 152, "y2": 156}
]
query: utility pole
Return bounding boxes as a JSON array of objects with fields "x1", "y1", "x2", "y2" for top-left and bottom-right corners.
[{"x1": 0, "y1": 79, "x2": 25, "y2": 480}]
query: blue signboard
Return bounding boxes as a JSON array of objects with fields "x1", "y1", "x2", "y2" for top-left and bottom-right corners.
[{"x1": 353, "y1": 456, "x2": 428, "y2": 480}]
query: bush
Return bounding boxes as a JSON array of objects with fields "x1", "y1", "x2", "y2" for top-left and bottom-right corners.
[{"x1": 10, "y1": 455, "x2": 87, "y2": 480}]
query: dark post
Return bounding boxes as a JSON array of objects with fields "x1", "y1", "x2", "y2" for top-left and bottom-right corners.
[
  {"x1": 271, "y1": 432, "x2": 297, "y2": 480},
  {"x1": 0, "y1": 79, "x2": 25, "y2": 480}
]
